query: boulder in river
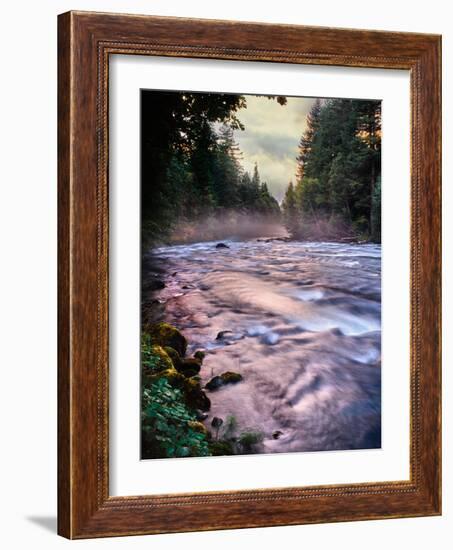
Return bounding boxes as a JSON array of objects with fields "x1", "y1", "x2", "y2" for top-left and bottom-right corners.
[
  {"x1": 177, "y1": 358, "x2": 202, "y2": 378},
  {"x1": 146, "y1": 322, "x2": 187, "y2": 357},
  {"x1": 194, "y1": 350, "x2": 206, "y2": 362},
  {"x1": 221, "y1": 371, "x2": 243, "y2": 384},
  {"x1": 205, "y1": 376, "x2": 223, "y2": 391},
  {"x1": 215, "y1": 242, "x2": 230, "y2": 249},
  {"x1": 205, "y1": 371, "x2": 243, "y2": 391},
  {"x1": 216, "y1": 330, "x2": 233, "y2": 340}
]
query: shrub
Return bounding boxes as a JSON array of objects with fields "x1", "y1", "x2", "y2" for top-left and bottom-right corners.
[
  {"x1": 141, "y1": 378, "x2": 210, "y2": 459},
  {"x1": 237, "y1": 430, "x2": 265, "y2": 454}
]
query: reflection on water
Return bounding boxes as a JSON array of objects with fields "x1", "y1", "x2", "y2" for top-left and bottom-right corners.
[{"x1": 143, "y1": 240, "x2": 381, "y2": 453}]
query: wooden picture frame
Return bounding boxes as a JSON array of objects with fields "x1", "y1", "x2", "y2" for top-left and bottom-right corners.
[{"x1": 58, "y1": 10, "x2": 441, "y2": 539}]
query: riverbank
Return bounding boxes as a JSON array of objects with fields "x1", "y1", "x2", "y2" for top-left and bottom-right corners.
[{"x1": 141, "y1": 322, "x2": 264, "y2": 459}]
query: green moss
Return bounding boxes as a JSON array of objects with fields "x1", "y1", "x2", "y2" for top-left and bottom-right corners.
[
  {"x1": 163, "y1": 346, "x2": 183, "y2": 369},
  {"x1": 177, "y1": 358, "x2": 202, "y2": 377},
  {"x1": 159, "y1": 368, "x2": 186, "y2": 388},
  {"x1": 141, "y1": 336, "x2": 175, "y2": 382},
  {"x1": 184, "y1": 377, "x2": 200, "y2": 393},
  {"x1": 141, "y1": 335, "x2": 190, "y2": 391},
  {"x1": 188, "y1": 420, "x2": 209, "y2": 436},
  {"x1": 146, "y1": 322, "x2": 188, "y2": 357},
  {"x1": 184, "y1": 378, "x2": 211, "y2": 411}
]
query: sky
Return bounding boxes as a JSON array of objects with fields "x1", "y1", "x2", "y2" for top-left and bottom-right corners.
[{"x1": 232, "y1": 95, "x2": 315, "y2": 202}]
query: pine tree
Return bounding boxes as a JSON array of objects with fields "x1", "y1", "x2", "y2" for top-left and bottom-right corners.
[
  {"x1": 282, "y1": 181, "x2": 299, "y2": 236},
  {"x1": 191, "y1": 119, "x2": 216, "y2": 212},
  {"x1": 251, "y1": 162, "x2": 261, "y2": 196},
  {"x1": 212, "y1": 124, "x2": 242, "y2": 208},
  {"x1": 296, "y1": 98, "x2": 322, "y2": 181}
]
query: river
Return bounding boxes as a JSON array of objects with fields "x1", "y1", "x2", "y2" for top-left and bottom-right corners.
[{"x1": 143, "y1": 239, "x2": 381, "y2": 454}]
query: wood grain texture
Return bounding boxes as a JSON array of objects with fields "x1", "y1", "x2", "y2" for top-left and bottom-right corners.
[
  {"x1": 57, "y1": 10, "x2": 442, "y2": 539},
  {"x1": 57, "y1": 11, "x2": 72, "y2": 538}
]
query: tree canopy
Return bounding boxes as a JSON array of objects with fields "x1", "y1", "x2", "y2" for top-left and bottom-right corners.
[
  {"x1": 141, "y1": 90, "x2": 281, "y2": 244},
  {"x1": 282, "y1": 97, "x2": 381, "y2": 241}
]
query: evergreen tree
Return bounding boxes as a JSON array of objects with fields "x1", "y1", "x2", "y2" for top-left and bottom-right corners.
[
  {"x1": 296, "y1": 98, "x2": 322, "y2": 181},
  {"x1": 191, "y1": 119, "x2": 217, "y2": 212},
  {"x1": 250, "y1": 162, "x2": 261, "y2": 202},
  {"x1": 293, "y1": 97, "x2": 381, "y2": 241},
  {"x1": 212, "y1": 124, "x2": 242, "y2": 208},
  {"x1": 281, "y1": 181, "x2": 299, "y2": 236}
]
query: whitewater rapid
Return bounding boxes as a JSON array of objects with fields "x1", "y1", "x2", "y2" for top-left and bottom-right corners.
[{"x1": 143, "y1": 239, "x2": 381, "y2": 453}]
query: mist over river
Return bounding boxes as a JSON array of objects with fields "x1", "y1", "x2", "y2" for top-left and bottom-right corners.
[{"x1": 143, "y1": 239, "x2": 381, "y2": 454}]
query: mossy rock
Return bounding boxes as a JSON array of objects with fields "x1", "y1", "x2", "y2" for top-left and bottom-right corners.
[
  {"x1": 177, "y1": 358, "x2": 202, "y2": 378},
  {"x1": 146, "y1": 322, "x2": 187, "y2": 357},
  {"x1": 163, "y1": 346, "x2": 183, "y2": 369},
  {"x1": 205, "y1": 371, "x2": 243, "y2": 391},
  {"x1": 184, "y1": 377, "x2": 200, "y2": 393},
  {"x1": 205, "y1": 376, "x2": 223, "y2": 391},
  {"x1": 161, "y1": 368, "x2": 186, "y2": 388},
  {"x1": 194, "y1": 350, "x2": 206, "y2": 362},
  {"x1": 142, "y1": 345, "x2": 174, "y2": 377},
  {"x1": 184, "y1": 378, "x2": 211, "y2": 411},
  {"x1": 221, "y1": 372, "x2": 243, "y2": 384},
  {"x1": 188, "y1": 421, "x2": 209, "y2": 436},
  {"x1": 209, "y1": 440, "x2": 234, "y2": 456}
]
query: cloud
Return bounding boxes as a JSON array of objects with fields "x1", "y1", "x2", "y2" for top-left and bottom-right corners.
[
  {"x1": 239, "y1": 133, "x2": 298, "y2": 159},
  {"x1": 232, "y1": 95, "x2": 315, "y2": 201}
]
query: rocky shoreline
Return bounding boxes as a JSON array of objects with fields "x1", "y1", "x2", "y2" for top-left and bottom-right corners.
[{"x1": 141, "y1": 322, "x2": 262, "y2": 459}]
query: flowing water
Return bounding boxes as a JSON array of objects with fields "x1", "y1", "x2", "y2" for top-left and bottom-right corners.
[{"x1": 143, "y1": 239, "x2": 381, "y2": 454}]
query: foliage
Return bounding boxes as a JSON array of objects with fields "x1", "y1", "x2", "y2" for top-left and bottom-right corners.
[
  {"x1": 222, "y1": 414, "x2": 238, "y2": 440},
  {"x1": 370, "y1": 176, "x2": 381, "y2": 242},
  {"x1": 141, "y1": 90, "x2": 283, "y2": 245},
  {"x1": 237, "y1": 430, "x2": 265, "y2": 454},
  {"x1": 281, "y1": 181, "x2": 299, "y2": 236},
  {"x1": 283, "y1": 98, "x2": 382, "y2": 241},
  {"x1": 141, "y1": 378, "x2": 210, "y2": 459},
  {"x1": 296, "y1": 98, "x2": 322, "y2": 181},
  {"x1": 141, "y1": 334, "x2": 173, "y2": 375},
  {"x1": 207, "y1": 414, "x2": 265, "y2": 456},
  {"x1": 209, "y1": 440, "x2": 235, "y2": 456}
]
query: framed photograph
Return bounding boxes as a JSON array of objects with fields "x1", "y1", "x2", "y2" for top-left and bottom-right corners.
[{"x1": 58, "y1": 11, "x2": 441, "y2": 538}]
